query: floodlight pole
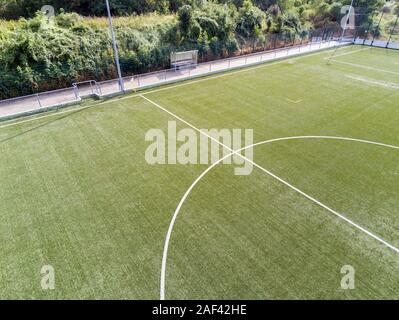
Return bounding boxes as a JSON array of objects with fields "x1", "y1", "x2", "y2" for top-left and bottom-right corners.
[{"x1": 106, "y1": 0, "x2": 125, "y2": 92}]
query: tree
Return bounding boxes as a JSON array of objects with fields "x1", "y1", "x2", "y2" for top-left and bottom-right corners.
[
  {"x1": 280, "y1": 11, "x2": 301, "y2": 33},
  {"x1": 197, "y1": 30, "x2": 210, "y2": 57},
  {"x1": 178, "y1": 5, "x2": 194, "y2": 37},
  {"x1": 236, "y1": 0, "x2": 265, "y2": 38}
]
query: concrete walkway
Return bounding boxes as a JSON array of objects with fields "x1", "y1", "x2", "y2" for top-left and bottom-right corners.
[{"x1": 0, "y1": 40, "x2": 345, "y2": 121}]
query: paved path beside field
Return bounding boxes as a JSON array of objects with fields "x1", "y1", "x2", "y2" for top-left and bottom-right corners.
[{"x1": 0, "y1": 40, "x2": 345, "y2": 121}]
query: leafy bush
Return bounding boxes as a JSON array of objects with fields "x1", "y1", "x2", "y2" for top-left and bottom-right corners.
[{"x1": 0, "y1": 0, "x2": 380, "y2": 99}]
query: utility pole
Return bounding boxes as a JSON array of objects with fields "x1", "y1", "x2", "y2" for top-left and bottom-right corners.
[{"x1": 105, "y1": 0, "x2": 124, "y2": 92}]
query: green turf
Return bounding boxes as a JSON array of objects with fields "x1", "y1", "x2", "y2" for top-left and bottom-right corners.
[{"x1": 1, "y1": 45, "x2": 399, "y2": 299}]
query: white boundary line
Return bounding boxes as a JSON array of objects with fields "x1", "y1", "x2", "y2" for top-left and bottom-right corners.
[
  {"x1": 0, "y1": 45, "x2": 360, "y2": 130},
  {"x1": 286, "y1": 98, "x2": 303, "y2": 104},
  {"x1": 324, "y1": 47, "x2": 370, "y2": 59},
  {"x1": 138, "y1": 95, "x2": 399, "y2": 300},
  {"x1": 330, "y1": 59, "x2": 399, "y2": 76},
  {"x1": 159, "y1": 135, "x2": 399, "y2": 300},
  {"x1": 346, "y1": 74, "x2": 399, "y2": 90}
]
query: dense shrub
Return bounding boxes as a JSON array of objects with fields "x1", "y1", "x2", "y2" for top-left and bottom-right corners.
[{"x1": 0, "y1": 0, "x2": 382, "y2": 99}]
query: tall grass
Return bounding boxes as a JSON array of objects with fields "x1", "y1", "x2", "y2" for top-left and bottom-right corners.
[
  {"x1": 84, "y1": 13, "x2": 176, "y2": 30},
  {"x1": 0, "y1": 13, "x2": 176, "y2": 31}
]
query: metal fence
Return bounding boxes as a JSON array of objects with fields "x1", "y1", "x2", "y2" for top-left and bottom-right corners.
[
  {"x1": 353, "y1": 6, "x2": 399, "y2": 49},
  {"x1": 0, "y1": 87, "x2": 80, "y2": 120},
  {"x1": 0, "y1": 37, "x2": 346, "y2": 121},
  {"x1": 1, "y1": 22, "x2": 398, "y2": 121}
]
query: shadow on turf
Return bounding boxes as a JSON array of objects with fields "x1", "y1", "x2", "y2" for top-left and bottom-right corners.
[
  {"x1": 0, "y1": 106, "x2": 91, "y2": 145},
  {"x1": 0, "y1": 91, "x2": 144, "y2": 145}
]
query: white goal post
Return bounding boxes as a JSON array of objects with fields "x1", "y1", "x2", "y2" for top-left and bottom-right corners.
[{"x1": 170, "y1": 50, "x2": 198, "y2": 70}]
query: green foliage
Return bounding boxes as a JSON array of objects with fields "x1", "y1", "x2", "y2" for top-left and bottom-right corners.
[
  {"x1": 178, "y1": 5, "x2": 194, "y2": 37},
  {"x1": 236, "y1": 0, "x2": 265, "y2": 38},
  {"x1": 0, "y1": 0, "x2": 200, "y2": 19},
  {"x1": 0, "y1": 0, "x2": 383, "y2": 99},
  {"x1": 55, "y1": 11, "x2": 82, "y2": 28},
  {"x1": 2, "y1": 46, "x2": 399, "y2": 300}
]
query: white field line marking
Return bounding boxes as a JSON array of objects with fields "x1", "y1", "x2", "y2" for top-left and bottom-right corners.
[
  {"x1": 140, "y1": 93, "x2": 399, "y2": 299},
  {"x1": 286, "y1": 98, "x2": 303, "y2": 104},
  {"x1": 346, "y1": 74, "x2": 399, "y2": 90},
  {"x1": 330, "y1": 59, "x2": 399, "y2": 76},
  {"x1": 324, "y1": 47, "x2": 370, "y2": 59},
  {"x1": 0, "y1": 106, "x2": 92, "y2": 129},
  {"x1": 0, "y1": 45, "x2": 356, "y2": 130},
  {"x1": 159, "y1": 135, "x2": 399, "y2": 300}
]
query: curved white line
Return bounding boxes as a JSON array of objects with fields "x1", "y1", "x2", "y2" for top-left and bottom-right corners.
[{"x1": 160, "y1": 135, "x2": 399, "y2": 300}]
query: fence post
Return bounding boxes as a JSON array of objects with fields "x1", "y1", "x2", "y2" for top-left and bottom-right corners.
[
  {"x1": 386, "y1": 15, "x2": 399, "y2": 48},
  {"x1": 36, "y1": 94, "x2": 42, "y2": 108},
  {"x1": 363, "y1": 12, "x2": 376, "y2": 45},
  {"x1": 371, "y1": 11, "x2": 385, "y2": 46},
  {"x1": 73, "y1": 84, "x2": 79, "y2": 100},
  {"x1": 96, "y1": 82, "x2": 102, "y2": 96},
  {"x1": 319, "y1": 29, "x2": 324, "y2": 48}
]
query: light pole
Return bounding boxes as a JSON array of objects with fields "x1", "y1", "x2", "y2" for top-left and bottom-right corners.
[{"x1": 105, "y1": 0, "x2": 125, "y2": 92}]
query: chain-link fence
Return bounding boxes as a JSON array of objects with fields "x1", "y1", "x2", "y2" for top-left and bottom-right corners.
[
  {"x1": 0, "y1": 33, "x2": 346, "y2": 120},
  {"x1": 1, "y1": 16, "x2": 398, "y2": 121},
  {"x1": 353, "y1": 5, "x2": 399, "y2": 49}
]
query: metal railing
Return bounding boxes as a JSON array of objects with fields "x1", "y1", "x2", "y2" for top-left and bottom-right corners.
[
  {"x1": 0, "y1": 38, "x2": 352, "y2": 121},
  {"x1": 0, "y1": 87, "x2": 80, "y2": 120},
  {"x1": 73, "y1": 80, "x2": 103, "y2": 98}
]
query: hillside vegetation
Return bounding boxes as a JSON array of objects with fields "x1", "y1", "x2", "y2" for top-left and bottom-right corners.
[{"x1": 0, "y1": 0, "x2": 391, "y2": 99}]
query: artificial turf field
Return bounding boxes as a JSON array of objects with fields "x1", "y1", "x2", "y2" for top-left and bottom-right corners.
[{"x1": 1, "y1": 45, "x2": 399, "y2": 299}]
